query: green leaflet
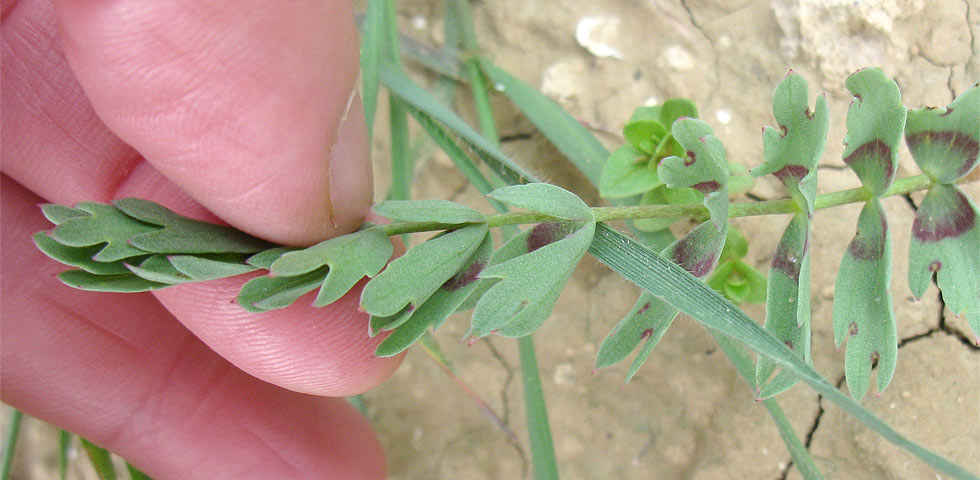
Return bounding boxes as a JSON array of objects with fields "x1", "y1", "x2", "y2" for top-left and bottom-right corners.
[
  {"x1": 595, "y1": 220, "x2": 727, "y2": 381},
  {"x1": 127, "y1": 254, "x2": 189, "y2": 284},
  {"x1": 50, "y1": 202, "x2": 157, "y2": 262},
  {"x1": 904, "y1": 82, "x2": 979, "y2": 183},
  {"x1": 269, "y1": 227, "x2": 393, "y2": 307},
  {"x1": 706, "y1": 227, "x2": 767, "y2": 305},
  {"x1": 236, "y1": 267, "x2": 330, "y2": 312},
  {"x1": 58, "y1": 269, "x2": 168, "y2": 293},
  {"x1": 40, "y1": 204, "x2": 90, "y2": 224},
  {"x1": 658, "y1": 118, "x2": 730, "y2": 231},
  {"x1": 598, "y1": 144, "x2": 661, "y2": 199},
  {"x1": 127, "y1": 253, "x2": 257, "y2": 284},
  {"x1": 756, "y1": 214, "x2": 813, "y2": 398},
  {"x1": 908, "y1": 184, "x2": 980, "y2": 340},
  {"x1": 488, "y1": 183, "x2": 592, "y2": 220},
  {"x1": 374, "y1": 231, "x2": 494, "y2": 357},
  {"x1": 115, "y1": 198, "x2": 271, "y2": 254},
  {"x1": 33, "y1": 232, "x2": 137, "y2": 275},
  {"x1": 373, "y1": 200, "x2": 486, "y2": 224},
  {"x1": 833, "y1": 199, "x2": 897, "y2": 400},
  {"x1": 470, "y1": 219, "x2": 595, "y2": 338},
  {"x1": 841, "y1": 68, "x2": 906, "y2": 196},
  {"x1": 245, "y1": 247, "x2": 295, "y2": 269},
  {"x1": 750, "y1": 71, "x2": 829, "y2": 216},
  {"x1": 361, "y1": 223, "x2": 488, "y2": 317}
]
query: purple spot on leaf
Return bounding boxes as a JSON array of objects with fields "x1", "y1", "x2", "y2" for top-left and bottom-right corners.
[
  {"x1": 870, "y1": 351, "x2": 880, "y2": 367},
  {"x1": 784, "y1": 340, "x2": 794, "y2": 349},
  {"x1": 844, "y1": 139, "x2": 894, "y2": 184},
  {"x1": 692, "y1": 181, "x2": 721, "y2": 194},
  {"x1": 672, "y1": 237, "x2": 719, "y2": 279},
  {"x1": 780, "y1": 125, "x2": 788, "y2": 138},
  {"x1": 928, "y1": 260, "x2": 942, "y2": 272},
  {"x1": 527, "y1": 222, "x2": 572, "y2": 252},
  {"x1": 443, "y1": 261, "x2": 486, "y2": 291},
  {"x1": 905, "y1": 130, "x2": 980, "y2": 179},
  {"x1": 772, "y1": 241, "x2": 804, "y2": 282},
  {"x1": 771, "y1": 165, "x2": 809, "y2": 183},
  {"x1": 848, "y1": 213, "x2": 888, "y2": 261},
  {"x1": 641, "y1": 328, "x2": 654, "y2": 339},
  {"x1": 849, "y1": 321, "x2": 859, "y2": 336},
  {"x1": 637, "y1": 302, "x2": 652, "y2": 315},
  {"x1": 939, "y1": 107, "x2": 954, "y2": 117},
  {"x1": 684, "y1": 151, "x2": 696, "y2": 166},
  {"x1": 912, "y1": 190, "x2": 976, "y2": 242},
  {"x1": 805, "y1": 107, "x2": 814, "y2": 119}
]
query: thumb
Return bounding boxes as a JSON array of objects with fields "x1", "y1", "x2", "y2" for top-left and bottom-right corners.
[{"x1": 52, "y1": 0, "x2": 372, "y2": 245}]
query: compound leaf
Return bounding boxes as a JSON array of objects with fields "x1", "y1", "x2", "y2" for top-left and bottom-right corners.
[
  {"x1": 841, "y1": 68, "x2": 906, "y2": 196},
  {"x1": 373, "y1": 200, "x2": 487, "y2": 224},
  {"x1": 833, "y1": 199, "x2": 897, "y2": 400},
  {"x1": 374, "y1": 232, "x2": 494, "y2": 357},
  {"x1": 50, "y1": 202, "x2": 157, "y2": 262},
  {"x1": 470, "y1": 219, "x2": 595, "y2": 338},
  {"x1": 488, "y1": 183, "x2": 592, "y2": 221},
  {"x1": 361, "y1": 223, "x2": 488, "y2": 317},
  {"x1": 114, "y1": 198, "x2": 271, "y2": 254},
  {"x1": 750, "y1": 71, "x2": 829, "y2": 216},
  {"x1": 598, "y1": 144, "x2": 660, "y2": 199},
  {"x1": 757, "y1": 213, "x2": 813, "y2": 398},
  {"x1": 269, "y1": 227, "x2": 393, "y2": 307},
  {"x1": 908, "y1": 184, "x2": 980, "y2": 340},
  {"x1": 904, "y1": 82, "x2": 980, "y2": 183},
  {"x1": 658, "y1": 118, "x2": 730, "y2": 231}
]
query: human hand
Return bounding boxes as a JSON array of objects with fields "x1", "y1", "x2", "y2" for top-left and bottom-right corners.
[{"x1": 1, "y1": 1, "x2": 400, "y2": 478}]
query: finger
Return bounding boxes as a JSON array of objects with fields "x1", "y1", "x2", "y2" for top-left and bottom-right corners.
[
  {"x1": 52, "y1": 0, "x2": 372, "y2": 245},
  {"x1": 1, "y1": 177, "x2": 386, "y2": 480}
]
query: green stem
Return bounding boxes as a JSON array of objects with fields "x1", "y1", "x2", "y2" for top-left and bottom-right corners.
[
  {"x1": 1, "y1": 410, "x2": 23, "y2": 480},
  {"x1": 382, "y1": 174, "x2": 942, "y2": 236},
  {"x1": 518, "y1": 335, "x2": 560, "y2": 480}
]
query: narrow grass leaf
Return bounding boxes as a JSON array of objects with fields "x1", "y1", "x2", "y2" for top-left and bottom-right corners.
[
  {"x1": 359, "y1": 0, "x2": 386, "y2": 137},
  {"x1": 79, "y1": 438, "x2": 116, "y2": 480},
  {"x1": 361, "y1": 223, "x2": 488, "y2": 317},
  {"x1": 58, "y1": 270, "x2": 168, "y2": 292},
  {"x1": 1, "y1": 409, "x2": 22, "y2": 480},
  {"x1": 480, "y1": 59, "x2": 609, "y2": 185},
  {"x1": 375, "y1": 231, "x2": 494, "y2": 356},
  {"x1": 236, "y1": 267, "x2": 329, "y2": 312},
  {"x1": 841, "y1": 68, "x2": 906, "y2": 196},
  {"x1": 373, "y1": 199, "x2": 486, "y2": 224},
  {"x1": 269, "y1": 227, "x2": 393, "y2": 307},
  {"x1": 125, "y1": 463, "x2": 151, "y2": 480},
  {"x1": 34, "y1": 232, "x2": 137, "y2": 275},
  {"x1": 904, "y1": 82, "x2": 979, "y2": 183},
  {"x1": 50, "y1": 202, "x2": 156, "y2": 261},
  {"x1": 908, "y1": 184, "x2": 980, "y2": 341},
  {"x1": 658, "y1": 118, "x2": 730, "y2": 230},
  {"x1": 832, "y1": 199, "x2": 897, "y2": 400},
  {"x1": 518, "y1": 335, "x2": 560, "y2": 480},
  {"x1": 488, "y1": 183, "x2": 591, "y2": 220},
  {"x1": 750, "y1": 71, "x2": 829, "y2": 216},
  {"x1": 115, "y1": 198, "x2": 271, "y2": 254}
]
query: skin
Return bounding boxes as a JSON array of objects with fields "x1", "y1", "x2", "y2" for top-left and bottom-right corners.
[{"x1": 1, "y1": 0, "x2": 402, "y2": 478}]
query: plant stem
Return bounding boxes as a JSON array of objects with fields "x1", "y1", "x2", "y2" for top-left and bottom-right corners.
[{"x1": 382, "y1": 174, "x2": 945, "y2": 236}]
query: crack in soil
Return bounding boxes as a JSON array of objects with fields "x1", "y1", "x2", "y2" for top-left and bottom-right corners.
[{"x1": 776, "y1": 375, "x2": 844, "y2": 480}]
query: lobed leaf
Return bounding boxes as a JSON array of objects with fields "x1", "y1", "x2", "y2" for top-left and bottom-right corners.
[
  {"x1": 115, "y1": 198, "x2": 271, "y2": 254},
  {"x1": 488, "y1": 182, "x2": 592, "y2": 220},
  {"x1": 374, "y1": 231, "x2": 494, "y2": 356},
  {"x1": 908, "y1": 184, "x2": 980, "y2": 340},
  {"x1": 168, "y1": 254, "x2": 259, "y2": 281},
  {"x1": 598, "y1": 144, "x2": 660, "y2": 199},
  {"x1": 756, "y1": 213, "x2": 813, "y2": 398},
  {"x1": 658, "y1": 118, "x2": 730, "y2": 231},
  {"x1": 596, "y1": 220, "x2": 727, "y2": 380},
  {"x1": 245, "y1": 247, "x2": 295, "y2": 269},
  {"x1": 832, "y1": 199, "x2": 897, "y2": 400},
  {"x1": 470, "y1": 219, "x2": 595, "y2": 338},
  {"x1": 33, "y1": 232, "x2": 137, "y2": 275},
  {"x1": 40, "y1": 204, "x2": 90, "y2": 224},
  {"x1": 904, "y1": 82, "x2": 980, "y2": 183},
  {"x1": 126, "y1": 255, "x2": 189, "y2": 284},
  {"x1": 236, "y1": 267, "x2": 330, "y2": 313},
  {"x1": 270, "y1": 227, "x2": 394, "y2": 307},
  {"x1": 750, "y1": 71, "x2": 829, "y2": 216},
  {"x1": 361, "y1": 223, "x2": 488, "y2": 317},
  {"x1": 373, "y1": 200, "x2": 486, "y2": 224},
  {"x1": 841, "y1": 68, "x2": 906, "y2": 196},
  {"x1": 50, "y1": 202, "x2": 157, "y2": 262}
]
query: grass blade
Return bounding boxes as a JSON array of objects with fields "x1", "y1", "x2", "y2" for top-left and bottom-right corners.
[
  {"x1": 79, "y1": 438, "x2": 116, "y2": 480},
  {"x1": 359, "y1": 0, "x2": 386, "y2": 138},
  {"x1": 59, "y1": 430, "x2": 71, "y2": 480},
  {"x1": 1, "y1": 409, "x2": 23, "y2": 480},
  {"x1": 125, "y1": 463, "x2": 152, "y2": 480},
  {"x1": 518, "y1": 335, "x2": 559, "y2": 480}
]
